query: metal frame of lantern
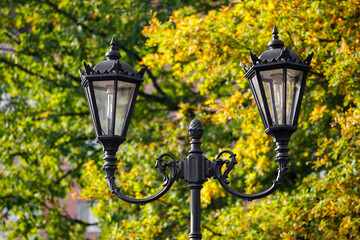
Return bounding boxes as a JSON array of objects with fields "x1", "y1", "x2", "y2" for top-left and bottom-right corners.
[
  {"x1": 241, "y1": 26, "x2": 313, "y2": 143},
  {"x1": 241, "y1": 27, "x2": 313, "y2": 180},
  {"x1": 79, "y1": 38, "x2": 147, "y2": 156},
  {"x1": 79, "y1": 28, "x2": 313, "y2": 240}
]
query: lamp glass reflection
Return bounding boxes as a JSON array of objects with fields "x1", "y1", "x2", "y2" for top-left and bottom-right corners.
[
  {"x1": 93, "y1": 80, "x2": 115, "y2": 135},
  {"x1": 286, "y1": 69, "x2": 303, "y2": 125},
  {"x1": 114, "y1": 81, "x2": 136, "y2": 135},
  {"x1": 260, "y1": 68, "x2": 284, "y2": 125},
  {"x1": 251, "y1": 75, "x2": 266, "y2": 124},
  {"x1": 93, "y1": 80, "x2": 136, "y2": 136}
]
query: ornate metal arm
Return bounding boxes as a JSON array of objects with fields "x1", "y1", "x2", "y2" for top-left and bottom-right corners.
[
  {"x1": 97, "y1": 119, "x2": 292, "y2": 240},
  {"x1": 102, "y1": 151, "x2": 181, "y2": 205},
  {"x1": 100, "y1": 120, "x2": 290, "y2": 206},
  {"x1": 211, "y1": 142, "x2": 290, "y2": 201}
]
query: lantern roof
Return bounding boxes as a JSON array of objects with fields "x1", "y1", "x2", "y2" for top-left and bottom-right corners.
[
  {"x1": 240, "y1": 26, "x2": 313, "y2": 74},
  {"x1": 93, "y1": 37, "x2": 135, "y2": 74},
  {"x1": 80, "y1": 37, "x2": 147, "y2": 80},
  {"x1": 258, "y1": 26, "x2": 300, "y2": 62}
]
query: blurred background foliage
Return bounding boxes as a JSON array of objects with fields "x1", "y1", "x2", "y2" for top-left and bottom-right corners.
[{"x1": 0, "y1": 0, "x2": 359, "y2": 239}]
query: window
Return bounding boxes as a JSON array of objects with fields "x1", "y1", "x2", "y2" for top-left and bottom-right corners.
[{"x1": 76, "y1": 202, "x2": 101, "y2": 233}]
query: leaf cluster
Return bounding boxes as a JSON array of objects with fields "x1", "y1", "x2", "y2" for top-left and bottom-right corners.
[{"x1": 1, "y1": 0, "x2": 359, "y2": 239}]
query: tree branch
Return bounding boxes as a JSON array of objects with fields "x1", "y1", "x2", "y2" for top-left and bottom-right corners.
[
  {"x1": 0, "y1": 57, "x2": 81, "y2": 90},
  {"x1": 53, "y1": 64, "x2": 81, "y2": 83},
  {"x1": 55, "y1": 149, "x2": 101, "y2": 184},
  {"x1": 44, "y1": 203, "x2": 99, "y2": 227},
  {"x1": 10, "y1": 1, "x2": 179, "y2": 110},
  {"x1": 318, "y1": 37, "x2": 341, "y2": 43},
  {"x1": 286, "y1": 30, "x2": 298, "y2": 52},
  {"x1": 309, "y1": 70, "x2": 325, "y2": 78},
  {"x1": 55, "y1": 163, "x2": 83, "y2": 185},
  {"x1": 0, "y1": 47, "x2": 15, "y2": 53},
  {"x1": 34, "y1": 112, "x2": 89, "y2": 120},
  {"x1": 0, "y1": 194, "x2": 12, "y2": 200},
  {"x1": 138, "y1": 91, "x2": 165, "y2": 104},
  {"x1": 42, "y1": 0, "x2": 100, "y2": 36},
  {"x1": 146, "y1": 69, "x2": 168, "y2": 98},
  {"x1": 203, "y1": 225, "x2": 223, "y2": 237},
  {"x1": 1, "y1": 32, "x2": 80, "y2": 84},
  {"x1": 0, "y1": 56, "x2": 45, "y2": 80},
  {"x1": 41, "y1": 0, "x2": 133, "y2": 57},
  {"x1": 41, "y1": 0, "x2": 179, "y2": 107}
]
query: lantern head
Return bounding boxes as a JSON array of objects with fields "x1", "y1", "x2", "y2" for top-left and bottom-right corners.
[
  {"x1": 79, "y1": 38, "x2": 147, "y2": 153},
  {"x1": 241, "y1": 26, "x2": 313, "y2": 142}
]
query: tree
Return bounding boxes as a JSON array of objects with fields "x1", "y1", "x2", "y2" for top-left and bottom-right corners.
[
  {"x1": 0, "y1": 0, "x2": 231, "y2": 239},
  {"x1": 1, "y1": 0, "x2": 359, "y2": 239},
  {"x1": 136, "y1": 1, "x2": 360, "y2": 239}
]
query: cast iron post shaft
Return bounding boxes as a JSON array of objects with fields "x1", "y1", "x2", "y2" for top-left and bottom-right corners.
[{"x1": 184, "y1": 119, "x2": 208, "y2": 240}]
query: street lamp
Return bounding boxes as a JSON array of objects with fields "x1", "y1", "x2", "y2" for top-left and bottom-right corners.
[
  {"x1": 79, "y1": 27, "x2": 313, "y2": 240},
  {"x1": 79, "y1": 38, "x2": 146, "y2": 170}
]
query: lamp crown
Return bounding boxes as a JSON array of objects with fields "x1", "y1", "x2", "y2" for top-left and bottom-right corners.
[
  {"x1": 105, "y1": 37, "x2": 121, "y2": 60},
  {"x1": 268, "y1": 25, "x2": 284, "y2": 49}
]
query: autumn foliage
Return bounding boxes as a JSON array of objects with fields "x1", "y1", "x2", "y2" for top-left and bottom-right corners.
[{"x1": 1, "y1": 0, "x2": 359, "y2": 239}]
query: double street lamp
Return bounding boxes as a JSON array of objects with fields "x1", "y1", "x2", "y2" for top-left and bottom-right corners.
[{"x1": 79, "y1": 26, "x2": 313, "y2": 239}]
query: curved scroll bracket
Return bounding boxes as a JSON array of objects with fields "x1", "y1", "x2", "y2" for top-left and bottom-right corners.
[
  {"x1": 212, "y1": 150, "x2": 237, "y2": 184},
  {"x1": 103, "y1": 153, "x2": 180, "y2": 205},
  {"x1": 212, "y1": 150, "x2": 289, "y2": 201},
  {"x1": 155, "y1": 153, "x2": 181, "y2": 186}
]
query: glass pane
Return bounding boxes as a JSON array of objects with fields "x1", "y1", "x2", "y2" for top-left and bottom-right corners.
[
  {"x1": 76, "y1": 202, "x2": 101, "y2": 233},
  {"x1": 114, "y1": 81, "x2": 136, "y2": 135},
  {"x1": 251, "y1": 75, "x2": 266, "y2": 123},
  {"x1": 260, "y1": 68, "x2": 284, "y2": 125},
  {"x1": 262, "y1": 81, "x2": 275, "y2": 124},
  {"x1": 286, "y1": 69, "x2": 303, "y2": 125},
  {"x1": 93, "y1": 80, "x2": 115, "y2": 135},
  {"x1": 85, "y1": 86, "x2": 99, "y2": 136}
]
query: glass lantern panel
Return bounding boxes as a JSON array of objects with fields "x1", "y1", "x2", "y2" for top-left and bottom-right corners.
[
  {"x1": 250, "y1": 75, "x2": 266, "y2": 124},
  {"x1": 93, "y1": 80, "x2": 116, "y2": 135},
  {"x1": 260, "y1": 68, "x2": 284, "y2": 125},
  {"x1": 84, "y1": 86, "x2": 99, "y2": 136},
  {"x1": 286, "y1": 69, "x2": 303, "y2": 125},
  {"x1": 114, "y1": 81, "x2": 136, "y2": 135},
  {"x1": 262, "y1": 80, "x2": 276, "y2": 124}
]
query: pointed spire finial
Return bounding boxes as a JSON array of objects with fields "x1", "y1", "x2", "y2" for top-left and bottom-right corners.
[
  {"x1": 268, "y1": 25, "x2": 284, "y2": 49},
  {"x1": 110, "y1": 37, "x2": 116, "y2": 44},
  {"x1": 105, "y1": 37, "x2": 121, "y2": 60},
  {"x1": 272, "y1": 25, "x2": 279, "y2": 37}
]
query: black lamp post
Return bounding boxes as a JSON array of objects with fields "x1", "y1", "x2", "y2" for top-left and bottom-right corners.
[{"x1": 79, "y1": 27, "x2": 313, "y2": 239}]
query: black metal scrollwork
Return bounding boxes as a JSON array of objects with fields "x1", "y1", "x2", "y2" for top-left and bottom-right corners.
[
  {"x1": 104, "y1": 153, "x2": 180, "y2": 205},
  {"x1": 212, "y1": 149, "x2": 289, "y2": 201},
  {"x1": 213, "y1": 150, "x2": 237, "y2": 184}
]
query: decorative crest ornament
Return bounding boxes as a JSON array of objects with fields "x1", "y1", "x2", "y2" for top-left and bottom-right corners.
[
  {"x1": 277, "y1": 47, "x2": 291, "y2": 60},
  {"x1": 303, "y1": 52, "x2": 314, "y2": 65},
  {"x1": 83, "y1": 61, "x2": 94, "y2": 74},
  {"x1": 240, "y1": 62, "x2": 249, "y2": 73},
  {"x1": 249, "y1": 51, "x2": 260, "y2": 65},
  {"x1": 136, "y1": 66, "x2": 148, "y2": 78},
  {"x1": 108, "y1": 60, "x2": 123, "y2": 73}
]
